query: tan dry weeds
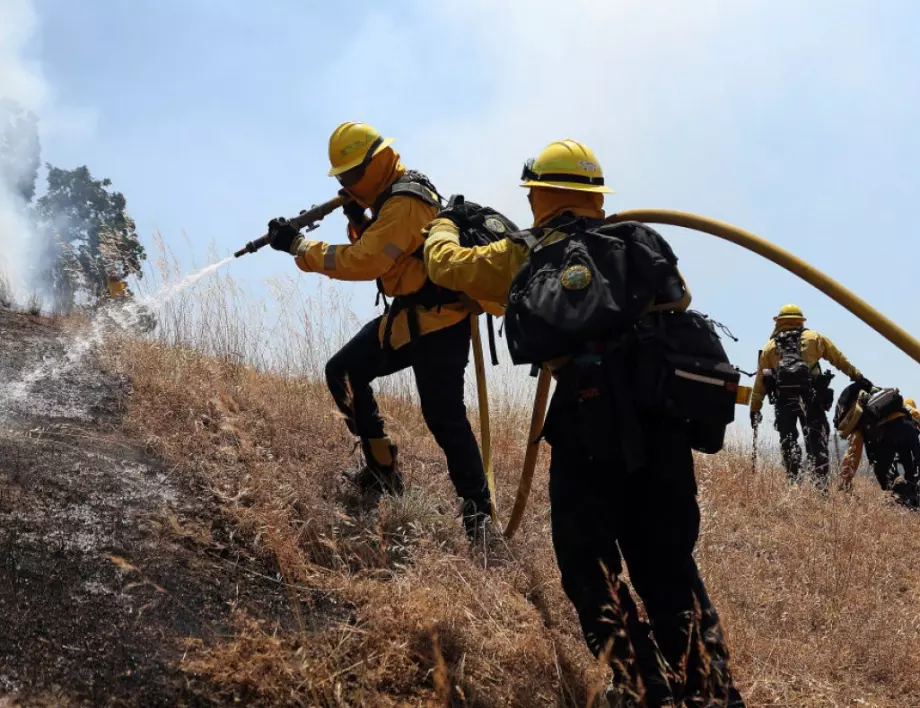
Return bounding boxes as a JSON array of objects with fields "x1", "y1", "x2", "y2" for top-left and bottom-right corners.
[{"x1": 110, "y1": 335, "x2": 920, "y2": 707}]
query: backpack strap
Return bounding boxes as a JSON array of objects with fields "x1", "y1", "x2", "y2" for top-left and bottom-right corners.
[
  {"x1": 372, "y1": 170, "x2": 441, "y2": 215},
  {"x1": 372, "y1": 171, "x2": 441, "y2": 269},
  {"x1": 374, "y1": 279, "x2": 390, "y2": 313},
  {"x1": 508, "y1": 227, "x2": 547, "y2": 252},
  {"x1": 367, "y1": 170, "x2": 448, "y2": 350},
  {"x1": 487, "y1": 313, "x2": 499, "y2": 366}
]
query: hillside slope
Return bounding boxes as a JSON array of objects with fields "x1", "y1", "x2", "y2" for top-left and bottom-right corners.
[
  {"x1": 2, "y1": 307, "x2": 920, "y2": 706},
  {"x1": 0, "y1": 309, "x2": 299, "y2": 706}
]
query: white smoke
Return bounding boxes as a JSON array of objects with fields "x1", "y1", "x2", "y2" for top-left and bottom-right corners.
[
  {"x1": 0, "y1": 0, "x2": 99, "y2": 308},
  {"x1": 0, "y1": 0, "x2": 45, "y2": 304}
]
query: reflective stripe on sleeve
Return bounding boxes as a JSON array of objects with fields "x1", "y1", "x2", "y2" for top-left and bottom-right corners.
[
  {"x1": 324, "y1": 245, "x2": 338, "y2": 270},
  {"x1": 383, "y1": 243, "x2": 404, "y2": 260}
]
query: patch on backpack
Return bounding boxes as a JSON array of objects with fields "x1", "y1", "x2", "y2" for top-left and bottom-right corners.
[
  {"x1": 560, "y1": 264, "x2": 592, "y2": 290},
  {"x1": 484, "y1": 216, "x2": 507, "y2": 234}
]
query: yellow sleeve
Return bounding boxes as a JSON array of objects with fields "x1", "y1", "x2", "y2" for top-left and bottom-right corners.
[
  {"x1": 423, "y1": 217, "x2": 527, "y2": 304},
  {"x1": 750, "y1": 341, "x2": 778, "y2": 413},
  {"x1": 911, "y1": 408, "x2": 920, "y2": 422},
  {"x1": 293, "y1": 197, "x2": 423, "y2": 281},
  {"x1": 815, "y1": 333, "x2": 861, "y2": 380},
  {"x1": 840, "y1": 431, "x2": 864, "y2": 489}
]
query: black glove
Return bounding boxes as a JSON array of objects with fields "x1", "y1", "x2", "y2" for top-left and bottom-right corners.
[
  {"x1": 339, "y1": 189, "x2": 368, "y2": 226},
  {"x1": 268, "y1": 217, "x2": 300, "y2": 253},
  {"x1": 436, "y1": 194, "x2": 477, "y2": 227},
  {"x1": 750, "y1": 410, "x2": 763, "y2": 428},
  {"x1": 855, "y1": 376, "x2": 874, "y2": 391}
]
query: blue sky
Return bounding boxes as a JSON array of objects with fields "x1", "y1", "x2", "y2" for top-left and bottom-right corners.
[{"x1": 8, "y1": 0, "x2": 920, "y2": 430}]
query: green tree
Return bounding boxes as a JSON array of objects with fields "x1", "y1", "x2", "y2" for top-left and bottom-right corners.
[
  {"x1": 36, "y1": 164, "x2": 146, "y2": 305},
  {"x1": 0, "y1": 99, "x2": 41, "y2": 204}
]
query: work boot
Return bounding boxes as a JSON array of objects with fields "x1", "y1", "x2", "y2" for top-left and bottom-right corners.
[
  {"x1": 603, "y1": 684, "x2": 640, "y2": 708},
  {"x1": 345, "y1": 438, "x2": 404, "y2": 497},
  {"x1": 604, "y1": 683, "x2": 677, "y2": 708},
  {"x1": 461, "y1": 497, "x2": 493, "y2": 543}
]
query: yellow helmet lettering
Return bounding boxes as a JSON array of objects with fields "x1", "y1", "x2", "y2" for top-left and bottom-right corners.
[
  {"x1": 521, "y1": 139, "x2": 613, "y2": 194},
  {"x1": 328, "y1": 122, "x2": 395, "y2": 177}
]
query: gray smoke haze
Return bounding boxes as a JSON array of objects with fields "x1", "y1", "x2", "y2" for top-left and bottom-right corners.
[
  {"x1": 0, "y1": 0, "x2": 98, "y2": 307},
  {"x1": 0, "y1": 0, "x2": 45, "y2": 303}
]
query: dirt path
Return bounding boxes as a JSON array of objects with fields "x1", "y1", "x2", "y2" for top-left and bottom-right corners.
[{"x1": 0, "y1": 308, "x2": 295, "y2": 707}]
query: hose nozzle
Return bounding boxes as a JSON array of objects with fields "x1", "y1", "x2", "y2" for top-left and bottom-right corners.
[{"x1": 234, "y1": 234, "x2": 270, "y2": 258}]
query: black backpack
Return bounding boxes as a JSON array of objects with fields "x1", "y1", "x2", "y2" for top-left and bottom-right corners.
[
  {"x1": 772, "y1": 329, "x2": 812, "y2": 396},
  {"x1": 430, "y1": 195, "x2": 520, "y2": 363},
  {"x1": 834, "y1": 380, "x2": 903, "y2": 436},
  {"x1": 436, "y1": 194, "x2": 519, "y2": 248},
  {"x1": 635, "y1": 311, "x2": 741, "y2": 454},
  {"x1": 504, "y1": 216, "x2": 739, "y2": 454},
  {"x1": 504, "y1": 218, "x2": 679, "y2": 366}
]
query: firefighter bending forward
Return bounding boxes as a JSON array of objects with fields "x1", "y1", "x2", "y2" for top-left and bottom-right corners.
[
  {"x1": 267, "y1": 122, "x2": 492, "y2": 540},
  {"x1": 423, "y1": 139, "x2": 745, "y2": 707}
]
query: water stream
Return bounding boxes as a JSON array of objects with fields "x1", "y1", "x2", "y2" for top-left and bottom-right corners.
[{"x1": 0, "y1": 256, "x2": 235, "y2": 419}]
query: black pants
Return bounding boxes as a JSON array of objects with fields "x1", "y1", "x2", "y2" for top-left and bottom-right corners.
[
  {"x1": 774, "y1": 395, "x2": 829, "y2": 484},
  {"x1": 324, "y1": 315, "x2": 488, "y2": 503},
  {"x1": 866, "y1": 419, "x2": 920, "y2": 506},
  {"x1": 543, "y1": 372, "x2": 743, "y2": 707}
]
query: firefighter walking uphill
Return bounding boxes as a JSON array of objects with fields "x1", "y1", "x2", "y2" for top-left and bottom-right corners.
[
  {"x1": 751, "y1": 304, "x2": 867, "y2": 487},
  {"x1": 423, "y1": 139, "x2": 745, "y2": 708},
  {"x1": 266, "y1": 121, "x2": 492, "y2": 541}
]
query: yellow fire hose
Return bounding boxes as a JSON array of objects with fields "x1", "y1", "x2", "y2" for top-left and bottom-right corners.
[
  {"x1": 503, "y1": 366, "x2": 552, "y2": 539},
  {"x1": 470, "y1": 316, "x2": 498, "y2": 523},
  {"x1": 609, "y1": 210, "x2": 920, "y2": 365},
  {"x1": 501, "y1": 208, "x2": 920, "y2": 539}
]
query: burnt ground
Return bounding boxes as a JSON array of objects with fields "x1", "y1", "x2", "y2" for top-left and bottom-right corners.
[{"x1": 0, "y1": 308, "x2": 304, "y2": 707}]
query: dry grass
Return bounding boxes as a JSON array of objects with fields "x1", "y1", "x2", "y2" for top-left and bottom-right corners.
[
  {"x1": 112, "y1": 334, "x2": 595, "y2": 707},
  {"x1": 102, "y1": 249, "x2": 920, "y2": 706},
  {"x1": 108, "y1": 332, "x2": 920, "y2": 707}
]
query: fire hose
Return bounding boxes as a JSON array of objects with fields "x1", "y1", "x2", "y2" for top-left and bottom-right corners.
[
  {"x1": 501, "y1": 209, "x2": 920, "y2": 539},
  {"x1": 236, "y1": 202, "x2": 920, "y2": 537},
  {"x1": 470, "y1": 316, "x2": 498, "y2": 523}
]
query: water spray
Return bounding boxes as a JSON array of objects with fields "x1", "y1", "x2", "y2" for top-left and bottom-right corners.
[{"x1": 0, "y1": 255, "x2": 239, "y2": 418}]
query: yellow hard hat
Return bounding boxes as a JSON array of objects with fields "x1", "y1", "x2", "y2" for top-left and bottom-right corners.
[
  {"x1": 327, "y1": 121, "x2": 395, "y2": 177},
  {"x1": 906, "y1": 398, "x2": 916, "y2": 408},
  {"x1": 520, "y1": 139, "x2": 613, "y2": 194},
  {"x1": 774, "y1": 304, "x2": 806, "y2": 321}
]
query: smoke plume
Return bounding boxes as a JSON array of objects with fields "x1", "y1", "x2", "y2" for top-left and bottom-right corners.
[{"x1": 0, "y1": 0, "x2": 46, "y2": 303}]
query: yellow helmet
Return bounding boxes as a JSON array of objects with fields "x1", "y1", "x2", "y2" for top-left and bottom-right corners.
[
  {"x1": 906, "y1": 398, "x2": 916, "y2": 408},
  {"x1": 520, "y1": 139, "x2": 613, "y2": 194},
  {"x1": 327, "y1": 121, "x2": 395, "y2": 177},
  {"x1": 774, "y1": 304, "x2": 806, "y2": 321}
]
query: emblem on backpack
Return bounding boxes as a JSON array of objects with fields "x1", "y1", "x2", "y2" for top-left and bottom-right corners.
[
  {"x1": 561, "y1": 264, "x2": 592, "y2": 290},
  {"x1": 484, "y1": 217, "x2": 507, "y2": 234}
]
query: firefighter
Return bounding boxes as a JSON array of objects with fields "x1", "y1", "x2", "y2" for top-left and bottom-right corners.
[
  {"x1": 904, "y1": 397, "x2": 920, "y2": 425},
  {"x1": 423, "y1": 139, "x2": 744, "y2": 707},
  {"x1": 267, "y1": 122, "x2": 492, "y2": 540},
  {"x1": 750, "y1": 305, "x2": 865, "y2": 487},
  {"x1": 836, "y1": 381, "x2": 920, "y2": 507}
]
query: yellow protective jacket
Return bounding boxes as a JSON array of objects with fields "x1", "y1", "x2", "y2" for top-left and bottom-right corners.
[
  {"x1": 908, "y1": 403, "x2": 920, "y2": 423},
  {"x1": 291, "y1": 149, "x2": 468, "y2": 349},
  {"x1": 423, "y1": 208, "x2": 608, "y2": 305},
  {"x1": 750, "y1": 324, "x2": 862, "y2": 413}
]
